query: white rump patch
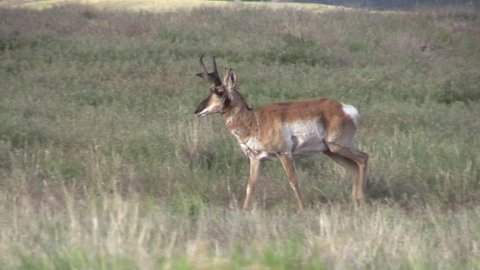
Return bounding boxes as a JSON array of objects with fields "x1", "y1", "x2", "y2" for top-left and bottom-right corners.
[
  {"x1": 342, "y1": 103, "x2": 360, "y2": 128},
  {"x1": 282, "y1": 120, "x2": 327, "y2": 156}
]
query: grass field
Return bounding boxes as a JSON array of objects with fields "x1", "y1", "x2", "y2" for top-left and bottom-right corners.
[{"x1": 1, "y1": 1, "x2": 480, "y2": 269}]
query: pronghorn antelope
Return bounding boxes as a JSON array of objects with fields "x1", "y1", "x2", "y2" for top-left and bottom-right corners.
[{"x1": 194, "y1": 56, "x2": 368, "y2": 211}]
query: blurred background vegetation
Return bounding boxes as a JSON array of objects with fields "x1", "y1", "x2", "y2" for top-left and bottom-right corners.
[
  {"x1": 0, "y1": 1, "x2": 479, "y2": 269},
  {"x1": 1, "y1": 2, "x2": 478, "y2": 206}
]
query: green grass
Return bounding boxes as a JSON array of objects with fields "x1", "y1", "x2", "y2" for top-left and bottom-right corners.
[{"x1": 0, "y1": 2, "x2": 479, "y2": 269}]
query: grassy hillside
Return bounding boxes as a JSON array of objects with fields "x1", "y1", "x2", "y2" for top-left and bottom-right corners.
[
  {"x1": 0, "y1": 2, "x2": 479, "y2": 269},
  {"x1": 0, "y1": 0, "x2": 340, "y2": 11}
]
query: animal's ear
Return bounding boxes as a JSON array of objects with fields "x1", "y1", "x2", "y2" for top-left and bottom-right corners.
[
  {"x1": 195, "y1": 73, "x2": 204, "y2": 79},
  {"x1": 223, "y1": 68, "x2": 236, "y2": 91}
]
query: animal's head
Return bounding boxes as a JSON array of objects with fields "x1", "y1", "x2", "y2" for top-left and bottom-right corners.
[{"x1": 194, "y1": 55, "x2": 237, "y2": 117}]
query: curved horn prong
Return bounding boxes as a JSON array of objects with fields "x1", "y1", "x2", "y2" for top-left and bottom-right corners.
[{"x1": 199, "y1": 55, "x2": 208, "y2": 79}]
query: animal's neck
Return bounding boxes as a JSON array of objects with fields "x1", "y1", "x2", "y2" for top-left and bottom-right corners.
[{"x1": 222, "y1": 100, "x2": 255, "y2": 140}]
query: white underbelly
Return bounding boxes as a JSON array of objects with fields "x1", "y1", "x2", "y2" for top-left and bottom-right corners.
[
  {"x1": 283, "y1": 120, "x2": 327, "y2": 156},
  {"x1": 232, "y1": 119, "x2": 327, "y2": 160},
  {"x1": 239, "y1": 137, "x2": 273, "y2": 160}
]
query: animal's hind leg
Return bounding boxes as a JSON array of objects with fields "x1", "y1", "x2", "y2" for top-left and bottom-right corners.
[
  {"x1": 323, "y1": 150, "x2": 360, "y2": 198},
  {"x1": 325, "y1": 142, "x2": 368, "y2": 200}
]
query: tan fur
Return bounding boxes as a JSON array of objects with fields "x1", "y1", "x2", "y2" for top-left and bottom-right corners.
[
  {"x1": 195, "y1": 58, "x2": 368, "y2": 211},
  {"x1": 234, "y1": 98, "x2": 352, "y2": 150}
]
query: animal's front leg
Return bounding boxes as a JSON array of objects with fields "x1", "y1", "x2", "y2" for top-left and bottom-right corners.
[
  {"x1": 277, "y1": 153, "x2": 305, "y2": 211},
  {"x1": 242, "y1": 157, "x2": 262, "y2": 211}
]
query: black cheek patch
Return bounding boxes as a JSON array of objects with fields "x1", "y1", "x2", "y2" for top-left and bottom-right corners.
[{"x1": 223, "y1": 96, "x2": 231, "y2": 109}]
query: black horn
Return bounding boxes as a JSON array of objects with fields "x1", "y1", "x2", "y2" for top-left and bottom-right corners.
[
  {"x1": 196, "y1": 55, "x2": 222, "y2": 86},
  {"x1": 199, "y1": 55, "x2": 209, "y2": 79},
  {"x1": 212, "y1": 56, "x2": 219, "y2": 76}
]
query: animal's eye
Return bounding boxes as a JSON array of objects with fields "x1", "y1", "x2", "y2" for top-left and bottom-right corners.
[{"x1": 214, "y1": 87, "x2": 224, "y2": 96}]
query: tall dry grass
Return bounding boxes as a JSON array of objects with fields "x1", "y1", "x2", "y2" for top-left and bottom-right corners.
[{"x1": 1, "y1": 184, "x2": 480, "y2": 269}]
